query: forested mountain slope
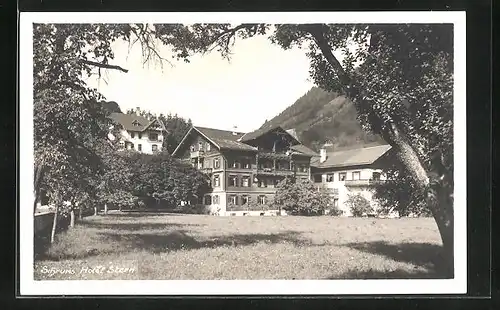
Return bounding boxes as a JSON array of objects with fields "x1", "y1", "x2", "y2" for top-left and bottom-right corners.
[{"x1": 259, "y1": 87, "x2": 385, "y2": 151}]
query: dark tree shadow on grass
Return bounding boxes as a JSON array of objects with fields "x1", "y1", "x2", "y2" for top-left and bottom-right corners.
[
  {"x1": 81, "y1": 220, "x2": 204, "y2": 231},
  {"x1": 98, "y1": 230, "x2": 310, "y2": 254},
  {"x1": 342, "y1": 241, "x2": 452, "y2": 278},
  {"x1": 94, "y1": 212, "x2": 186, "y2": 217}
]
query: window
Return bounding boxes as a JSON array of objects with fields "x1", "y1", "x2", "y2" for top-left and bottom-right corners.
[
  {"x1": 129, "y1": 143, "x2": 134, "y2": 150},
  {"x1": 326, "y1": 173, "x2": 334, "y2": 182},
  {"x1": 229, "y1": 159, "x2": 239, "y2": 168},
  {"x1": 138, "y1": 133, "x2": 143, "y2": 139},
  {"x1": 213, "y1": 195, "x2": 219, "y2": 205},
  {"x1": 242, "y1": 176, "x2": 250, "y2": 187},
  {"x1": 258, "y1": 178, "x2": 267, "y2": 188},
  {"x1": 152, "y1": 144, "x2": 158, "y2": 152},
  {"x1": 204, "y1": 195, "x2": 212, "y2": 205},
  {"x1": 352, "y1": 171, "x2": 361, "y2": 180},
  {"x1": 206, "y1": 143, "x2": 211, "y2": 151},
  {"x1": 241, "y1": 195, "x2": 249, "y2": 205},
  {"x1": 299, "y1": 164, "x2": 308, "y2": 173},
  {"x1": 258, "y1": 195, "x2": 266, "y2": 205},
  {"x1": 242, "y1": 159, "x2": 251, "y2": 169},
  {"x1": 138, "y1": 144, "x2": 142, "y2": 151},
  {"x1": 314, "y1": 174, "x2": 322, "y2": 183},
  {"x1": 119, "y1": 141, "x2": 125, "y2": 149},
  {"x1": 229, "y1": 175, "x2": 239, "y2": 187},
  {"x1": 214, "y1": 158, "x2": 220, "y2": 169},
  {"x1": 190, "y1": 145, "x2": 196, "y2": 152},
  {"x1": 198, "y1": 142, "x2": 203, "y2": 151},
  {"x1": 213, "y1": 174, "x2": 220, "y2": 187},
  {"x1": 273, "y1": 178, "x2": 281, "y2": 186},
  {"x1": 333, "y1": 198, "x2": 339, "y2": 208},
  {"x1": 339, "y1": 172, "x2": 347, "y2": 181},
  {"x1": 229, "y1": 195, "x2": 237, "y2": 205},
  {"x1": 372, "y1": 172, "x2": 381, "y2": 180},
  {"x1": 130, "y1": 132, "x2": 135, "y2": 138},
  {"x1": 149, "y1": 133, "x2": 158, "y2": 141},
  {"x1": 301, "y1": 177, "x2": 308, "y2": 182},
  {"x1": 132, "y1": 120, "x2": 141, "y2": 126}
]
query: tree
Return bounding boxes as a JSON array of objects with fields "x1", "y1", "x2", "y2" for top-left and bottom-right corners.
[
  {"x1": 33, "y1": 23, "x2": 198, "y2": 242},
  {"x1": 274, "y1": 177, "x2": 333, "y2": 216},
  {"x1": 126, "y1": 151, "x2": 210, "y2": 209}
]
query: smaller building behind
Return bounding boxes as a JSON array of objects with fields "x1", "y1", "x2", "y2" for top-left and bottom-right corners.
[
  {"x1": 310, "y1": 143, "x2": 392, "y2": 216},
  {"x1": 108, "y1": 108, "x2": 167, "y2": 154}
]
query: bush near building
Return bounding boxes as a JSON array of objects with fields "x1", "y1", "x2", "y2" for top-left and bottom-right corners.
[
  {"x1": 345, "y1": 193, "x2": 374, "y2": 217},
  {"x1": 273, "y1": 177, "x2": 341, "y2": 216}
]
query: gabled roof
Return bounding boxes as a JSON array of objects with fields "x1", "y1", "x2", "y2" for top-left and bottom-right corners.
[
  {"x1": 172, "y1": 126, "x2": 257, "y2": 156},
  {"x1": 290, "y1": 144, "x2": 319, "y2": 157},
  {"x1": 239, "y1": 125, "x2": 299, "y2": 144},
  {"x1": 195, "y1": 126, "x2": 257, "y2": 151},
  {"x1": 108, "y1": 112, "x2": 166, "y2": 132},
  {"x1": 311, "y1": 144, "x2": 392, "y2": 169}
]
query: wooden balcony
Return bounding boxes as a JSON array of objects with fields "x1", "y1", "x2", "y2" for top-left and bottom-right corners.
[
  {"x1": 255, "y1": 168, "x2": 294, "y2": 176},
  {"x1": 190, "y1": 150, "x2": 205, "y2": 158},
  {"x1": 344, "y1": 179, "x2": 384, "y2": 187},
  {"x1": 199, "y1": 167, "x2": 213, "y2": 174}
]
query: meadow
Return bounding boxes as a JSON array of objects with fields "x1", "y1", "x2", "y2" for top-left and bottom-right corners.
[{"x1": 34, "y1": 212, "x2": 447, "y2": 280}]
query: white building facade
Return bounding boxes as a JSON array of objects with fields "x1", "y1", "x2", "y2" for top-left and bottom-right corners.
[
  {"x1": 108, "y1": 110, "x2": 166, "y2": 154},
  {"x1": 310, "y1": 144, "x2": 392, "y2": 216}
]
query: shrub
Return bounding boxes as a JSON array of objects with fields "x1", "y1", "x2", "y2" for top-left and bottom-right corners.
[
  {"x1": 327, "y1": 206, "x2": 344, "y2": 216},
  {"x1": 274, "y1": 177, "x2": 330, "y2": 216},
  {"x1": 345, "y1": 194, "x2": 373, "y2": 217}
]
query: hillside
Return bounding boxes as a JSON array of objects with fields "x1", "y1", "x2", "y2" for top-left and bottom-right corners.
[{"x1": 259, "y1": 87, "x2": 385, "y2": 152}]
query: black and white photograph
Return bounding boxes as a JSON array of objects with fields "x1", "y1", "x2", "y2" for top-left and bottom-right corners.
[{"x1": 19, "y1": 12, "x2": 467, "y2": 295}]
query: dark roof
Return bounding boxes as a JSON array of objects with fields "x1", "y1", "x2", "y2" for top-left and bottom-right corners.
[
  {"x1": 194, "y1": 126, "x2": 257, "y2": 151},
  {"x1": 108, "y1": 112, "x2": 164, "y2": 132},
  {"x1": 291, "y1": 144, "x2": 319, "y2": 157},
  {"x1": 239, "y1": 125, "x2": 297, "y2": 143},
  {"x1": 286, "y1": 129, "x2": 300, "y2": 142},
  {"x1": 311, "y1": 144, "x2": 392, "y2": 168},
  {"x1": 173, "y1": 125, "x2": 318, "y2": 156}
]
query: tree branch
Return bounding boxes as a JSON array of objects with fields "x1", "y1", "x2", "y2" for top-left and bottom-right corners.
[
  {"x1": 78, "y1": 59, "x2": 129, "y2": 73},
  {"x1": 299, "y1": 24, "x2": 352, "y2": 88}
]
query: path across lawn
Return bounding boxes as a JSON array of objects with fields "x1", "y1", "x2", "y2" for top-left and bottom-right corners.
[{"x1": 34, "y1": 212, "x2": 447, "y2": 280}]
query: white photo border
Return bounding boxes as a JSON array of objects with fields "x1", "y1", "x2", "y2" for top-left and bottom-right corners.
[{"x1": 19, "y1": 11, "x2": 467, "y2": 296}]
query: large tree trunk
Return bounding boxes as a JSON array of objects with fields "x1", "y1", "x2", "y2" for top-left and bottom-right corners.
[
  {"x1": 79, "y1": 204, "x2": 83, "y2": 220},
  {"x1": 50, "y1": 205, "x2": 59, "y2": 244},
  {"x1": 33, "y1": 162, "x2": 45, "y2": 213},
  {"x1": 69, "y1": 209, "x2": 75, "y2": 228},
  {"x1": 104, "y1": 203, "x2": 108, "y2": 215},
  {"x1": 94, "y1": 206, "x2": 98, "y2": 216},
  {"x1": 307, "y1": 25, "x2": 454, "y2": 277}
]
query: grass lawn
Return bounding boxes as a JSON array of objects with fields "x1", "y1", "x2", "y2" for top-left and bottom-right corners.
[{"x1": 34, "y1": 212, "x2": 447, "y2": 280}]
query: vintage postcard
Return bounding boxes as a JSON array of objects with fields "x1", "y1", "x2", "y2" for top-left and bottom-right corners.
[{"x1": 19, "y1": 11, "x2": 467, "y2": 295}]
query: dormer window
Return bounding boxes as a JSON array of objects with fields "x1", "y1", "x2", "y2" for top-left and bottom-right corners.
[{"x1": 132, "y1": 120, "x2": 141, "y2": 127}]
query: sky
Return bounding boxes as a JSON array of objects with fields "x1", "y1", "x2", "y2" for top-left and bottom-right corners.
[{"x1": 86, "y1": 34, "x2": 315, "y2": 133}]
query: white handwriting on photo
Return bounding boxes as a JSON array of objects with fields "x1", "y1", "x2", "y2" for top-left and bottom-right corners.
[{"x1": 39, "y1": 263, "x2": 136, "y2": 277}]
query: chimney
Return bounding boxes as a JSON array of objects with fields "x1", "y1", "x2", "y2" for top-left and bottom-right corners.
[
  {"x1": 320, "y1": 148, "x2": 327, "y2": 163},
  {"x1": 135, "y1": 107, "x2": 140, "y2": 114},
  {"x1": 320, "y1": 141, "x2": 333, "y2": 163},
  {"x1": 232, "y1": 125, "x2": 238, "y2": 136}
]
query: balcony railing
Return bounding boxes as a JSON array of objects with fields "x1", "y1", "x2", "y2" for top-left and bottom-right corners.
[
  {"x1": 190, "y1": 150, "x2": 204, "y2": 158},
  {"x1": 199, "y1": 167, "x2": 213, "y2": 174},
  {"x1": 255, "y1": 168, "x2": 294, "y2": 176},
  {"x1": 344, "y1": 179, "x2": 385, "y2": 187}
]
